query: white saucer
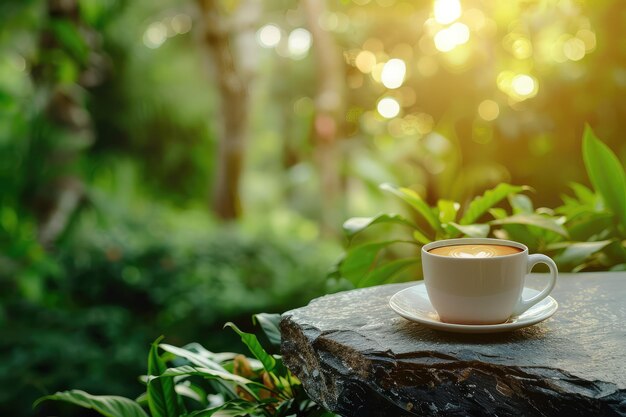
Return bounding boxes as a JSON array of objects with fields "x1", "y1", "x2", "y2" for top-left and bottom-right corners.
[{"x1": 389, "y1": 283, "x2": 558, "y2": 334}]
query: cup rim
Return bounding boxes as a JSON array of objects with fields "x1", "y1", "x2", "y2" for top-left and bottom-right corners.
[{"x1": 422, "y1": 238, "x2": 528, "y2": 259}]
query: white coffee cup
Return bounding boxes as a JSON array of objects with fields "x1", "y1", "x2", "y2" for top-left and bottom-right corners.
[{"x1": 421, "y1": 238, "x2": 558, "y2": 325}]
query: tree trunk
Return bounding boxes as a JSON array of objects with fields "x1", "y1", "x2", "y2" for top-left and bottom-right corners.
[
  {"x1": 197, "y1": 0, "x2": 259, "y2": 220},
  {"x1": 33, "y1": 0, "x2": 102, "y2": 247},
  {"x1": 302, "y1": 0, "x2": 346, "y2": 236}
]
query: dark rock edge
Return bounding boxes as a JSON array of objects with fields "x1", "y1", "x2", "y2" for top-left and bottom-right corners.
[{"x1": 281, "y1": 316, "x2": 626, "y2": 417}]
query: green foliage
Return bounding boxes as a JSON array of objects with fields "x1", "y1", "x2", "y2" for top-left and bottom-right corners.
[
  {"x1": 336, "y1": 127, "x2": 626, "y2": 286},
  {"x1": 551, "y1": 126, "x2": 626, "y2": 271},
  {"x1": 147, "y1": 337, "x2": 182, "y2": 417},
  {"x1": 582, "y1": 125, "x2": 626, "y2": 230},
  {"x1": 36, "y1": 390, "x2": 149, "y2": 417},
  {"x1": 224, "y1": 323, "x2": 277, "y2": 373},
  {"x1": 336, "y1": 182, "x2": 528, "y2": 286},
  {"x1": 1, "y1": 190, "x2": 334, "y2": 416},
  {"x1": 36, "y1": 316, "x2": 337, "y2": 417},
  {"x1": 459, "y1": 184, "x2": 528, "y2": 226}
]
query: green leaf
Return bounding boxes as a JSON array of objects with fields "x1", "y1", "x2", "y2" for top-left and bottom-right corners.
[
  {"x1": 358, "y1": 258, "x2": 420, "y2": 287},
  {"x1": 342, "y1": 213, "x2": 419, "y2": 239},
  {"x1": 610, "y1": 263, "x2": 626, "y2": 271},
  {"x1": 252, "y1": 313, "x2": 282, "y2": 348},
  {"x1": 49, "y1": 19, "x2": 89, "y2": 63},
  {"x1": 147, "y1": 338, "x2": 180, "y2": 417},
  {"x1": 509, "y1": 194, "x2": 534, "y2": 214},
  {"x1": 460, "y1": 183, "x2": 526, "y2": 225},
  {"x1": 157, "y1": 366, "x2": 252, "y2": 384},
  {"x1": 224, "y1": 323, "x2": 276, "y2": 372},
  {"x1": 159, "y1": 344, "x2": 226, "y2": 371},
  {"x1": 35, "y1": 390, "x2": 149, "y2": 417},
  {"x1": 185, "y1": 401, "x2": 266, "y2": 417},
  {"x1": 339, "y1": 240, "x2": 418, "y2": 286},
  {"x1": 448, "y1": 222, "x2": 490, "y2": 238},
  {"x1": 569, "y1": 182, "x2": 597, "y2": 205},
  {"x1": 154, "y1": 365, "x2": 263, "y2": 403},
  {"x1": 583, "y1": 125, "x2": 626, "y2": 226},
  {"x1": 489, "y1": 208, "x2": 508, "y2": 220},
  {"x1": 380, "y1": 183, "x2": 441, "y2": 232},
  {"x1": 437, "y1": 199, "x2": 459, "y2": 224},
  {"x1": 491, "y1": 214, "x2": 568, "y2": 237},
  {"x1": 555, "y1": 240, "x2": 612, "y2": 267},
  {"x1": 412, "y1": 229, "x2": 431, "y2": 245},
  {"x1": 566, "y1": 212, "x2": 614, "y2": 241}
]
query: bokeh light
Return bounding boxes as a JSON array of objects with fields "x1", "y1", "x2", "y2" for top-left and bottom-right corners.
[
  {"x1": 171, "y1": 14, "x2": 192, "y2": 35},
  {"x1": 257, "y1": 24, "x2": 282, "y2": 48},
  {"x1": 512, "y1": 38, "x2": 533, "y2": 59},
  {"x1": 288, "y1": 28, "x2": 312, "y2": 59},
  {"x1": 576, "y1": 29, "x2": 596, "y2": 52},
  {"x1": 377, "y1": 97, "x2": 401, "y2": 119},
  {"x1": 449, "y1": 23, "x2": 470, "y2": 44},
  {"x1": 143, "y1": 22, "x2": 167, "y2": 49},
  {"x1": 434, "y1": 23, "x2": 470, "y2": 52},
  {"x1": 371, "y1": 62, "x2": 385, "y2": 82},
  {"x1": 434, "y1": 29, "x2": 457, "y2": 52},
  {"x1": 563, "y1": 37, "x2": 586, "y2": 61},
  {"x1": 381, "y1": 58, "x2": 406, "y2": 89},
  {"x1": 434, "y1": 0, "x2": 462, "y2": 25},
  {"x1": 355, "y1": 50, "x2": 377, "y2": 73},
  {"x1": 478, "y1": 100, "x2": 500, "y2": 121},
  {"x1": 511, "y1": 74, "x2": 536, "y2": 96}
]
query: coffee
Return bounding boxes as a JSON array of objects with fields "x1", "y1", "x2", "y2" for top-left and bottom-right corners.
[
  {"x1": 422, "y1": 238, "x2": 558, "y2": 324},
  {"x1": 428, "y1": 244, "x2": 522, "y2": 258}
]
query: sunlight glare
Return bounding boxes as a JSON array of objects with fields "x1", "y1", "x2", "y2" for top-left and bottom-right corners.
[
  {"x1": 449, "y1": 22, "x2": 470, "y2": 44},
  {"x1": 511, "y1": 74, "x2": 536, "y2": 96},
  {"x1": 434, "y1": 0, "x2": 462, "y2": 25},
  {"x1": 434, "y1": 29, "x2": 456, "y2": 52},
  {"x1": 377, "y1": 97, "x2": 401, "y2": 119},
  {"x1": 381, "y1": 58, "x2": 406, "y2": 89},
  {"x1": 434, "y1": 23, "x2": 469, "y2": 52},
  {"x1": 257, "y1": 24, "x2": 282, "y2": 48}
]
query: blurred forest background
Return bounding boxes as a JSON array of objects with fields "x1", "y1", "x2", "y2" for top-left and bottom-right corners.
[{"x1": 1, "y1": 0, "x2": 625, "y2": 415}]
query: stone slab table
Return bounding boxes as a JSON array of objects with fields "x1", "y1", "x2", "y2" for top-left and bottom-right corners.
[{"x1": 280, "y1": 273, "x2": 626, "y2": 417}]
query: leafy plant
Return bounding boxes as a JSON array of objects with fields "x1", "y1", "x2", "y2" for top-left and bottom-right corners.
[
  {"x1": 335, "y1": 126, "x2": 626, "y2": 286},
  {"x1": 1, "y1": 191, "x2": 334, "y2": 417},
  {"x1": 549, "y1": 125, "x2": 626, "y2": 271},
  {"x1": 335, "y1": 181, "x2": 560, "y2": 286},
  {"x1": 36, "y1": 314, "x2": 337, "y2": 417}
]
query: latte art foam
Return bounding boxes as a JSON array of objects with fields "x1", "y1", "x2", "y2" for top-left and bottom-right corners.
[{"x1": 428, "y1": 244, "x2": 522, "y2": 258}]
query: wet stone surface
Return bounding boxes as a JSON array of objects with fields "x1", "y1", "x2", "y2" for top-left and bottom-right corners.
[{"x1": 280, "y1": 273, "x2": 626, "y2": 417}]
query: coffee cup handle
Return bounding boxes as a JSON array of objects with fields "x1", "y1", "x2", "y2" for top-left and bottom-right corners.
[{"x1": 512, "y1": 254, "x2": 558, "y2": 316}]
